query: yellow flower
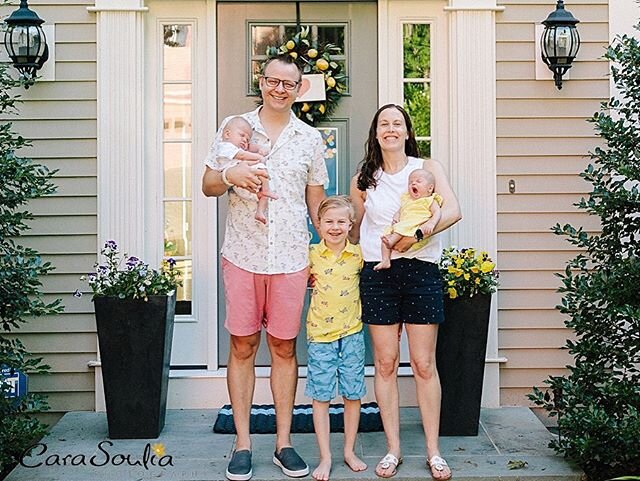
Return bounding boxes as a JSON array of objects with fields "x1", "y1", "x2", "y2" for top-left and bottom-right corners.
[
  {"x1": 151, "y1": 443, "x2": 165, "y2": 457},
  {"x1": 454, "y1": 268, "x2": 463, "y2": 277},
  {"x1": 448, "y1": 280, "x2": 455, "y2": 286},
  {"x1": 301, "y1": 102, "x2": 310, "y2": 112},
  {"x1": 464, "y1": 273, "x2": 470, "y2": 281},
  {"x1": 289, "y1": 51, "x2": 298, "y2": 59},
  {"x1": 286, "y1": 40, "x2": 296, "y2": 50},
  {"x1": 455, "y1": 257, "x2": 464, "y2": 267},
  {"x1": 316, "y1": 58, "x2": 329, "y2": 71},
  {"x1": 475, "y1": 278, "x2": 481, "y2": 284},
  {"x1": 326, "y1": 76, "x2": 336, "y2": 88},
  {"x1": 448, "y1": 287, "x2": 458, "y2": 299},
  {"x1": 481, "y1": 261, "x2": 495, "y2": 273},
  {"x1": 308, "y1": 48, "x2": 318, "y2": 58},
  {"x1": 470, "y1": 266, "x2": 479, "y2": 273},
  {"x1": 318, "y1": 103, "x2": 326, "y2": 114},
  {"x1": 447, "y1": 265, "x2": 457, "y2": 274},
  {"x1": 465, "y1": 248, "x2": 475, "y2": 257}
]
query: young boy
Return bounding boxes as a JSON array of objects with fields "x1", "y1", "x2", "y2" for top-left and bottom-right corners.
[
  {"x1": 218, "y1": 115, "x2": 277, "y2": 224},
  {"x1": 306, "y1": 196, "x2": 367, "y2": 481}
]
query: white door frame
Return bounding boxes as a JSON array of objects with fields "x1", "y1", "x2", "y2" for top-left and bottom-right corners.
[{"x1": 378, "y1": 0, "x2": 505, "y2": 407}]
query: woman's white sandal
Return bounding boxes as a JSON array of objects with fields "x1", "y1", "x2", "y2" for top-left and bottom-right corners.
[
  {"x1": 427, "y1": 455, "x2": 452, "y2": 480},
  {"x1": 375, "y1": 453, "x2": 403, "y2": 478}
]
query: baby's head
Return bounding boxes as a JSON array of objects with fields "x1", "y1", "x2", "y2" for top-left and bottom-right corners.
[
  {"x1": 317, "y1": 196, "x2": 355, "y2": 248},
  {"x1": 223, "y1": 116, "x2": 253, "y2": 150},
  {"x1": 407, "y1": 169, "x2": 435, "y2": 200}
]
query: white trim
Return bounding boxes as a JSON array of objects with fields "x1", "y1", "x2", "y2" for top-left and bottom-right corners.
[
  {"x1": 446, "y1": 1, "x2": 501, "y2": 407},
  {"x1": 609, "y1": 0, "x2": 640, "y2": 101}
]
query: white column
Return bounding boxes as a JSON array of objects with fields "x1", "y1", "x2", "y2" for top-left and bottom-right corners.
[
  {"x1": 609, "y1": 0, "x2": 640, "y2": 100},
  {"x1": 89, "y1": 0, "x2": 148, "y2": 258},
  {"x1": 446, "y1": 0, "x2": 505, "y2": 408},
  {"x1": 88, "y1": 0, "x2": 148, "y2": 412}
]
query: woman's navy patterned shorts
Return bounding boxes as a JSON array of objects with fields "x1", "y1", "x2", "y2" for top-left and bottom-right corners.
[{"x1": 360, "y1": 258, "x2": 445, "y2": 325}]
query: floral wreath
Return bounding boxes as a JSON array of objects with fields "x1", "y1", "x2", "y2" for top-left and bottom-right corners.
[{"x1": 263, "y1": 26, "x2": 347, "y2": 126}]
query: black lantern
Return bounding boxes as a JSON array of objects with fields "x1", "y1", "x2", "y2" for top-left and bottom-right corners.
[
  {"x1": 541, "y1": 0, "x2": 580, "y2": 90},
  {"x1": 3, "y1": 0, "x2": 49, "y2": 87}
]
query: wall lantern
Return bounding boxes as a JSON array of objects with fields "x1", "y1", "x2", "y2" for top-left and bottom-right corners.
[
  {"x1": 541, "y1": 0, "x2": 580, "y2": 90},
  {"x1": 3, "y1": 0, "x2": 49, "y2": 87}
]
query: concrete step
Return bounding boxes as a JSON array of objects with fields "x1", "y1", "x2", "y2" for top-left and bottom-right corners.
[{"x1": 6, "y1": 407, "x2": 583, "y2": 481}]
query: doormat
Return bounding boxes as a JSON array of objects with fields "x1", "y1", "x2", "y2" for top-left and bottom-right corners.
[{"x1": 213, "y1": 402, "x2": 383, "y2": 434}]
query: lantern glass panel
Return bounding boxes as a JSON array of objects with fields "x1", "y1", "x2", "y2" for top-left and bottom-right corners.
[
  {"x1": 543, "y1": 28, "x2": 556, "y2": 60},
  {"x1": 555, "y1": 26, "x2": 571, "y2": 58}
]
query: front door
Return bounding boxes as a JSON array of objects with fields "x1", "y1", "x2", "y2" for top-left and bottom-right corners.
[{"x1": 216, "y1": 1, "x2": 378, "y2": 366}]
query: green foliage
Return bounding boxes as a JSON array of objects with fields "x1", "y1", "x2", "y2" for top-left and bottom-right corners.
[
  {"x1": 0, "y1": 63, "x2": 62, "y2": 475},
  {"x1": 528, "y1": 27, "x2": 640, "y2": 481},
  {"x1": 79, "y1": 240, "x2": 182, "y2": 300}
]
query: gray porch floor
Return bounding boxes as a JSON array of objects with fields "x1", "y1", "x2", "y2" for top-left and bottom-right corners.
[{"x1": 6, "y1": 407, "x2": 582, "y2": 481}]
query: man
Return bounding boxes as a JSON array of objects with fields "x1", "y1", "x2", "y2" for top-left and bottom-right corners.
[{"x1": 202, "y1": 55, "x2": 327, "y2": 481}]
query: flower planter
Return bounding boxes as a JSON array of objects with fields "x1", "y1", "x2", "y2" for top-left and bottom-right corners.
[
  {"x1": 436, "y1": 293, "x2": 491, "y2": 436},
  {"x1": 94, "y1": 294, "x2": 176, "y2": 439}
]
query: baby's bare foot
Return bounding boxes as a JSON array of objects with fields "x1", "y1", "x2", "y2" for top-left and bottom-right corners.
[
  {"x1": 255, "y1": 211, "x2": 267, "y2": 224},
  {"x1": 312, "y1": 459, "x2": 332, "y2": 481},
  {"x1": 344, "y1": 452, "x2": 367, "y2": 472},
  {"x1": 374, "y1": 260, "x2": 391, "y2": 271}
]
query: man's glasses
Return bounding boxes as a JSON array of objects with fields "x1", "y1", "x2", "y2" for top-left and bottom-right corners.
[{"x1": 262, "y1": 76, "x2": 299, "y2": 91}]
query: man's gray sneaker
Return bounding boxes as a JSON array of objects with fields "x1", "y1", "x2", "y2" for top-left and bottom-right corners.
[
  {"x1": 272, "y1": 447, "x2": 309, "y2": 478},
  {"x1": 226, "y1": 450, "x2": 252, "y2": 481}
]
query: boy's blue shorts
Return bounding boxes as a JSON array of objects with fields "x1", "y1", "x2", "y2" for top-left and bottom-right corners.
[{"x1": 305, "y1": 330, "x2": 366, "y2": 402}]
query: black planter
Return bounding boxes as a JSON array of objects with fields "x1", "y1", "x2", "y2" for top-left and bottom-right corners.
[
  {"x1": 436, "y1": 293, "x2": 491, "y2": 436},
  {"x1": 94, "y1": 294, "x2": 176, "y2": 439}
]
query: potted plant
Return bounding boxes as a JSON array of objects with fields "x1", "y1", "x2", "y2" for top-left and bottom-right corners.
[
  {"x1": 436, "y1": 247, "x2": 499, "y2": 436},
  {"x1": 76, "y1": 240, "x2": 181, "y2": 439}
]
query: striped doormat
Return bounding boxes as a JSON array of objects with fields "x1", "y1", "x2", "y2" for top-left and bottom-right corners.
[{"x1": 213, "y1": 402, "x2": 383, "y2": 434}]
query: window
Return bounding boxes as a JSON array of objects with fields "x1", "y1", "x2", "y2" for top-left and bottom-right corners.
[
  {"x1": 162, "y1": 24, "x2": 193, "y2": 315},
  {"x1": 403, "y1": 23, "x2": 431, "y2": 157},
  {"x1": 249, "y1": 23, "x2": 348, "y2": 94}
]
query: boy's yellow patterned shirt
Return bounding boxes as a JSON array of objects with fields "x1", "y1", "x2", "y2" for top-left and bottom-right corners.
[{"x1": 307, "y1": 240, "x2": 363, "y2": 343}]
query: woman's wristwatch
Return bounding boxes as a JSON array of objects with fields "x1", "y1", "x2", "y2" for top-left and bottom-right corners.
[{"x1": 414, "y1": 228, "x2": 424, "y2": 241}]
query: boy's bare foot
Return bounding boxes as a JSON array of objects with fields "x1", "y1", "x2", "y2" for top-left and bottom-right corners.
[
  {"x1": 255, "y1": 211, "x2": 267, "y2": 224},
  {"x1": 312, "y1": 458, "x2": 332, "y2": 481},
  {"x1": 344, "y1": 452, "x2": 367, "y2": 472},
  {"x1": 374, "y1": 260, "x2": 391, "y2": 271}
]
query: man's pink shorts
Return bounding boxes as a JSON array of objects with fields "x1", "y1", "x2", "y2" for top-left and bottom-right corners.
[{"x1": 221, "y1": 258, "x2": 309, "y2": 340}]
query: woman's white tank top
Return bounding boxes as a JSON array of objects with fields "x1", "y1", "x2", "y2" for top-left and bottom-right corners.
[{"x1": 359, "y1": 157, "x2": 442, "y2": 263}]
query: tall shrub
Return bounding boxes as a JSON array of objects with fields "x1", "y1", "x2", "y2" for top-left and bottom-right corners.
[
  {"x1": 0, "y1": 64, "x2": 62, "y2": 475},
  {"x1": 529, "y1": 28, "x2": 640, "y2": 481}
]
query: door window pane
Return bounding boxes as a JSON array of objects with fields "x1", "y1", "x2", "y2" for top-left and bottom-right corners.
[
  {"x1": 403, "y1": 22, "x2": 432, "y2": 154},
  {"x1": 163, "y1": 25, "x2": 192, "y2": 81},
  {"x1": 162, "y1": 22, "x2": 194, "y2": 315},
  {"x1": 164, "y1": 201, "x2": 192, "y2": 257},
  {"x1": 163, "y1": 84, "x2": 192, "y2": 140},
  {"x1": 403, "y1": 24, "x2": 430, "y2": 79},
  {"x1": 252, "y1": 25, "x2": 280, "y2": 55},
  {"x1": 174, "y1": 259, "x2": 192, "y2": 315},
  {"x1": 164, "y1": 143, "x2": 192, "y2": 198},
  {"x1": 248, "y1": 23, "x2": 348, "y2": 94},
  {"x1": 404, "y1": 82, "x2": 431, "y2": 137}
]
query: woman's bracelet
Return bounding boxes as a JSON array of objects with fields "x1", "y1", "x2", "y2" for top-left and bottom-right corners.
[{"x1": 221, "y1": 165, "x2": 235, "y2": 187}]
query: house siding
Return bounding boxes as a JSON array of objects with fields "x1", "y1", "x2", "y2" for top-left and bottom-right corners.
[
  {"x1": 1, "y1": 0, "x2": 97, "y2": 424},
  {"x1": 495, "y1": 0, "x2": 608, "y2": 418}
]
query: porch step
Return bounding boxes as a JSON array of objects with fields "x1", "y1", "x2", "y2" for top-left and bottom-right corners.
[{"x1": 6, "y1": 407, "x2": 583, "y2": 481}]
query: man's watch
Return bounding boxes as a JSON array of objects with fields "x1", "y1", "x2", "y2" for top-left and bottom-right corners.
[{"x1": 415, "y1": 228, "x2": 424, "y2": 241}]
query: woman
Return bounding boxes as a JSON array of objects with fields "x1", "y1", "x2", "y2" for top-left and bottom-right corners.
[{"x1": 350, "y1": 104, "x2": 461, "y2": 480}]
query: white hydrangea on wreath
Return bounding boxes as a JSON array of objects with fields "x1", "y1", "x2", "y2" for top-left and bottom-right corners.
[{"x1": 262, "y1": 26, "x2": 347, "y2": 126}]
